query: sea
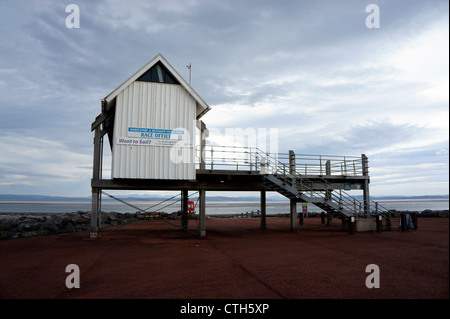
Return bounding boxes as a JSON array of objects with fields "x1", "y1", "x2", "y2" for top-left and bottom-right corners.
[{"x1": 0, "y1": 198, "x2": 448, "y2": 215}]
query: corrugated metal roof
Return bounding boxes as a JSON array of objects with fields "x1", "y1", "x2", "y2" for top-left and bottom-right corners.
[{"x1": 103, "y1": 53, "x2": 211, "y2": 119}]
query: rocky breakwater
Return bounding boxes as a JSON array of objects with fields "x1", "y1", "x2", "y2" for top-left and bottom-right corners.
[
  {"x1": 388, "y1": 209, "x2": 449, "y2": 218},
  {"x1": 0, "y1": 211, "x2": 143, "y2": 240}
]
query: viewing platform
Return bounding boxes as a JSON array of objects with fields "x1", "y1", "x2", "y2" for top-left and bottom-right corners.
[
  {"x1": 92, "y1": 145, "x2": 391, "y2": 237},
  {"x1": 90, "y1": 54, "x2": 391, "y2": 238}
]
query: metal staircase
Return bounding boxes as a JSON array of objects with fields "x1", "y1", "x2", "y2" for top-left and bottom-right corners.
[
  {"x1": 259, "y1": 150, "x2": 391, "y2": 223},
  {"x1": 198, "y1": 145, "x2": 392, "y2": 226},
  {"x1": 264, "y1": 173, "x2": 357, "y2": 218},
  {"x1": 264, "y1": 172, "x2": 392, "y2": 226}
]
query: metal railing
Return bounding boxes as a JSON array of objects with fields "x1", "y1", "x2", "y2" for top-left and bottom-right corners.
[
  {"x1": 196, "y1": 145, "x2": 261, "y2": 171},
  {"x1": 195, "y1": 145, "x2": 389, "y2": 219},
  {"x1": 196, "y1": 145, "x2": 288, "y2": 174},
  {"x1": 196, "y1": 145, "x2": 365, "y2": 176},
  {"x1": 277, "y1": 153, "x2": 363, "y2": 176}
]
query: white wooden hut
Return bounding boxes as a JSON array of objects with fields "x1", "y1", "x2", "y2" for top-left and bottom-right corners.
[{"x1": 102, "y1": 53, "x2": 210, "y2": 180}]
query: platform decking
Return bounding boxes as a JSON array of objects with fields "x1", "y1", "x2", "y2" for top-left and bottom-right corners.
[{"x1": 91, "y1": 145, "x2": 391, "y2": 237}]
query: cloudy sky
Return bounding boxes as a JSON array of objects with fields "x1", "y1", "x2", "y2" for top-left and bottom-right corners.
[{"x1": 0, "y1": 0, "x2": 448, "y2": 198}]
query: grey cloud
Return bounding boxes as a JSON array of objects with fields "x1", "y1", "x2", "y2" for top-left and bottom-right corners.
[{"x1": 0, "y1": 0, "x2": 447, "y2": 196}]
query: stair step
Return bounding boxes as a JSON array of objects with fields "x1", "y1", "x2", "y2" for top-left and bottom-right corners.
[{"x1": 264, "y1": 174, "x2": 361, "y2": 219}]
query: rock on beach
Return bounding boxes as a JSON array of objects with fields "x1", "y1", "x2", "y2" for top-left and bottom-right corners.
[{"x1": 0, "y1": 211, "x2": 143, "y2": 240}]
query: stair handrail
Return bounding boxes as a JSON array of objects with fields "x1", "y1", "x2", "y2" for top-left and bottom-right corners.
[
  {"x1": 295, "y1": 173, "x2": 391, "y2": 218},
  {"x1": 296, "y1": 175, "x2": 358, "y2": 215}
]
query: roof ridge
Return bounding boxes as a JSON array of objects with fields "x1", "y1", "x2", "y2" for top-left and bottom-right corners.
[{"x1": 103, "y1": 53, "x2": 211, "y2": 119}]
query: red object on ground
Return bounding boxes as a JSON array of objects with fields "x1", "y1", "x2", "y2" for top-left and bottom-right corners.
[{"x1": 0, "y1": 217, "x2": 448, "y2": 299}]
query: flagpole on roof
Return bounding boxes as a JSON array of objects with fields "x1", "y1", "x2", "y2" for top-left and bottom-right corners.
[{"x1": 186, "y1": 63, "x2": 191, "y2": 85}]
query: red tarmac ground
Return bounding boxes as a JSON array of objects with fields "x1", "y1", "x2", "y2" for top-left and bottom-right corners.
[{"x1": 0, "y1": 217, "x2": 448, "y2": 299}]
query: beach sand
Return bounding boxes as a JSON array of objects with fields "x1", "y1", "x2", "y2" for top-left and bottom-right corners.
[{"x1": 0, "y1": 217, "x2": 448, "y2": 299}]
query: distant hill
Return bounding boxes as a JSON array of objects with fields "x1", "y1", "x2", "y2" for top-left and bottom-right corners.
[
  {"x1": 0, "y1": 193, "x2": 269, "y2": 202},
  {"x1": 371, "y1": 195, "x2": 449, "y2": 200},
  {"x1": 0, "y1": 194, "x2": 89, "y2": 201},
  {"x1": 0, "y1": 193, "x2": 448, "y2": 202}
]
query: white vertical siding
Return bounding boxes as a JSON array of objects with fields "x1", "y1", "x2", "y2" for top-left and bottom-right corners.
[{"x1": 111, "y1": 81, "x2": 196, "y2": 179}]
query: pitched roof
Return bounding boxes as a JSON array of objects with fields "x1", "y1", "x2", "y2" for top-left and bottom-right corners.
[{"x1": 103, "y1": 53, "x2": 211, "y2": 119}]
